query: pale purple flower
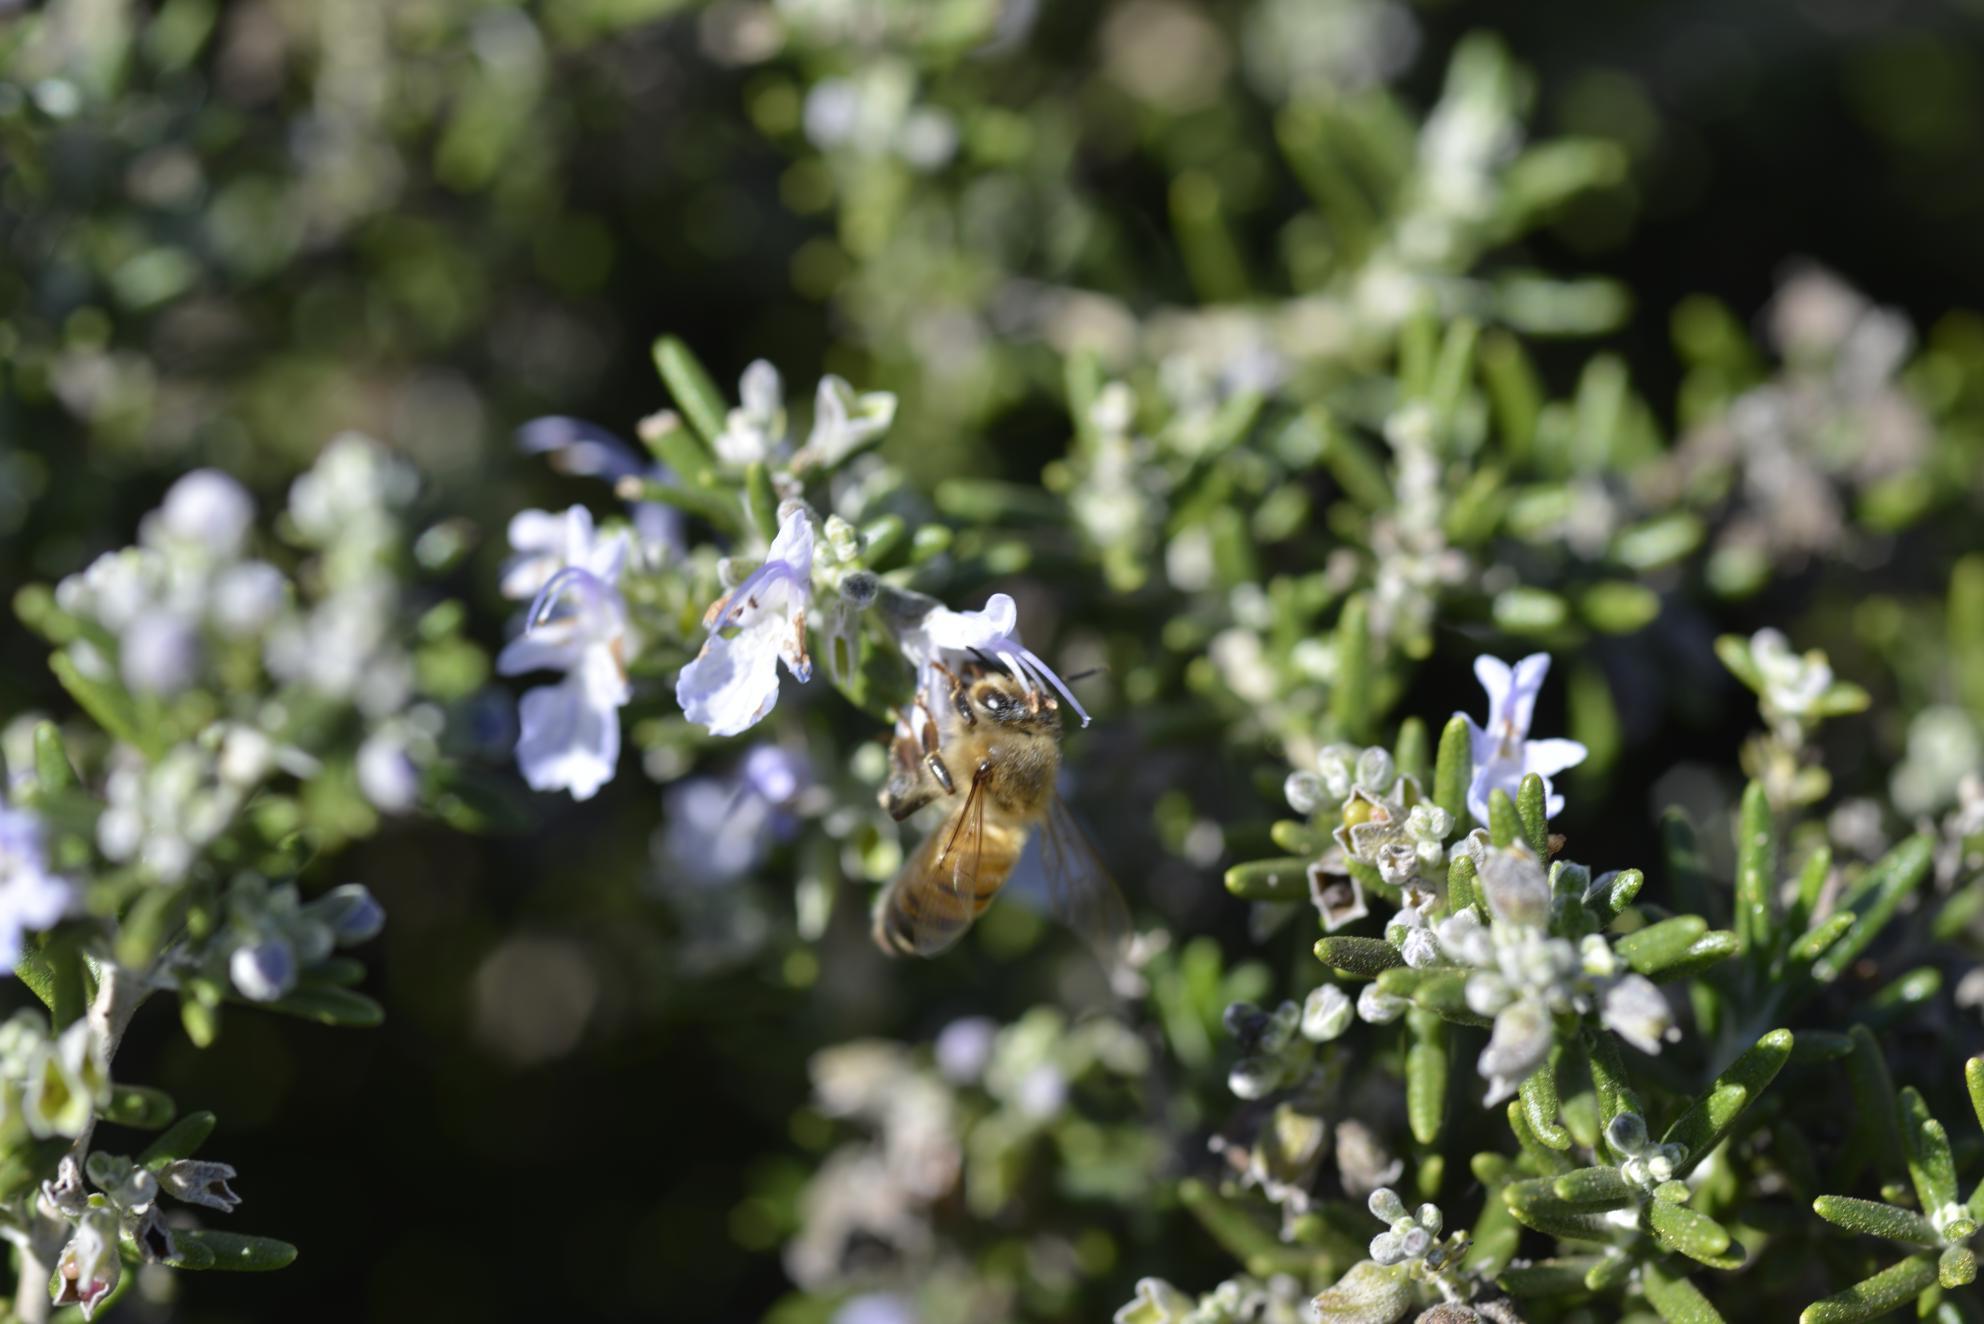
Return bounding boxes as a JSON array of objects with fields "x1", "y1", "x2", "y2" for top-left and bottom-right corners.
[
  {"x1": 904, "y1": 592, "x2": 1090, "y2": 727},
  {"x1": 675, "y1": 508, "x2": 815, "y2": 737},
  {"x1": 657, "y1": 744, "x2": 812, "y2": 888},
  {"x1": 833, "y1": 1294, "x2": 915, "y2": 1324},
  {"x1": 497, "y1": 508, "x2": 633, "y2": 801},
  {"x1": 501, "y1": 505, "x2": 625, "y2": 604},
  {"x1": 1457, "y1": 653, "x2": 1586, "y2": 827},
  {"x1": 0, "y1": 804, "x2": 77, "y2": 968},
  {"x1": 516, "y1": 417, "x2": 682, "y2": 554},
  {"x1": 501, "y1": 569, "x2": 631, "y2": 801},
  {"x1": 517, "y1": 416, "x2": 649, "y2": 479}
]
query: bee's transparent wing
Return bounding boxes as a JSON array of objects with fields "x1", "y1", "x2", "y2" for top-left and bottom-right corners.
[
  {"x1": 936, "y1": 764, "x2": 987, "y2": 903},
  {"x1": 1039, "y1": 794, "x2": 1134, "y2": 979}
]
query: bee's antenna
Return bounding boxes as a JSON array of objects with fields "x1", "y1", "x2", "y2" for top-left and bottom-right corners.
[
  {"x1": 1062, "y1": 666, "x2": 1107, "y2": 683},
  {"x1": 966, "y1": 646, "x2": 999, "y2": 671}
]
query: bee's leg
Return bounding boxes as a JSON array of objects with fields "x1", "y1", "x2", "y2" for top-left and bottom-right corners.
[
  {"x1": 923, "y1": 752, "x2": 955, "y2": 796},
  {"x1": 882, "y1": 734, "x2": 940, "y2": 821},
  {"x1": 930, "y1": 660, "x2": 974, "y2": 727}
]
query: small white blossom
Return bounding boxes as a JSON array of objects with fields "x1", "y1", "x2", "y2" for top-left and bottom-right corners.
[
  {"x1": 1750, "y1": 628, "x2": 1834, "y2": 717},
  {"x1": 676, "y1": 508, "x2": 815, "y2": 737},
  {"x1": 1457, "y1": 652, "x2": 1587, "y2": 827},
  {"x1": 800, "y1": 374, "x2": 896, "y2": 467},
  {"x1": 904, "y1": 592, "x2": 1091, "y2": 727},
  {"x1": 146, "y1": 468, "x2": 254, "y2": 558},
  {"x1": 160, "y1": 1159, "x2": 242, "y2": 1212},
  {"x1": 714, "y1": 360, "x2": 787, "y2": 466},
  {"x1": 53, "y1": 1207, "x2": 119, "y2": 1319},
  {"x1": 1598, "y1": 972, "x2": 1677, "y2": 1056},
  {"x1": 120, "y1": 608, "x2": 201, "y2": 694}
]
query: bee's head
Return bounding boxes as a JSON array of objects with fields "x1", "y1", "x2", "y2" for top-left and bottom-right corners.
[{"x1": 968, "y1": 675, "x2": 1059, "y2": 732}]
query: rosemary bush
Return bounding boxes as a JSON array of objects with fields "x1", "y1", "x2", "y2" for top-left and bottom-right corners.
[{"x1": 3, "y1": 1, "x2": 1983, "y2": 1321}]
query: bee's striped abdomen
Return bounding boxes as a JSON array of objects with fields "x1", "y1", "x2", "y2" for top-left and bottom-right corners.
[{"x1": 873, "y1": 821, "x2": 1029, "y2": 957}]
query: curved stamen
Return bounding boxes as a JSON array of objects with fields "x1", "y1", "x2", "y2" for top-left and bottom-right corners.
[
  {"x1": 980, "y1": 639, "x2": 1091, "y2": 728},
  {"x1": 708, "y1": 557, "x2": 805, "y2": 628},
  {"x1": 526, "y1": 565, "x2": 622, "y2": 636}
]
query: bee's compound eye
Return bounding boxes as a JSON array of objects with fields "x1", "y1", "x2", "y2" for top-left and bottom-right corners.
[{"x1": 976, "y1": 686, "x2": 1009, "y2": 715}]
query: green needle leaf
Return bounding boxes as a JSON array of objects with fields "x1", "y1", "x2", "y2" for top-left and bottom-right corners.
[
  {"x1": 1643, "y1": 1260, "x2": 1728, "y2": 1324},
  {"x1": 651, "y1": 336, "x2": 727, "y2": 454},
  {"x1": 171, "y1": 1230, "x2": 298, "y2": 1272},
  {"x1": 1788, "y1": 912, "x2": 1855, "y2": 967},
  {"x1": 1813, "y1": 836, "x2": 1935, "y2": 983},
  {"x1": 1516, "y1": 771, "x2": 1548, "y2": 857},
  {"x1": 1314, "y1": 936, "x2": 1404, "y2": 978},
  {"x1": 1225, "y1": 858, "x2": 1314, "y2": 904},
  {"x1": 1846, "y1": 1026, "x2": 1908, "y2": 1193},
  {"x1": 1520, "y1": 1048, "x2": 1569, "y2": 1150},
  {"x1": 1647, "y1": 1198, "x2": 1733, "y2": 1265},
  {"x1": 1405, "y1": 1008, "x2": 1449, "y2": 1147},
  {"x1": 1488, "y1": 788, "x2": 1521, "y2": 850},
  {"x1": 743, "y1": 460, "x2": 779, "y2": 541},
  {"x1": 1660, "y1": 1027, "x2": 1793, "y2": 1172},
  {"x1": 262, "y1": 986, "x2": 384, "y2": 1028},
  {"x1": 100, "y1": 1084, "x2": 176, "y2": 1130},
  {"x1": 1551, "y1": 1165, "x2": 1635, "y2": 1208},
  {"x1": 1433, "y1": 714, "x2": 1473, "y2": 833},
  {"x1": 1799, "y1": 1254, "x2": 1939, "y2": 1323},
  {"x1": 1966, "y1": 1057, "x2": 1984, "y2": 1135},
  {"x1": 1615, "y1": 915, "x2": 1707, "y2": 975},
  {"x1": 1811, "y1": 1196, "x2": 1940, "y2": 1247},
  {"x1": 31, "y1": 722, "x2": 73, "y2": 793},
  {"x1": 140, "y1": 1112, "x2": 218, "y2": 1170},
  {"x1": 1899, "y1": 1087, "x2": 1959, "y2": 1214},
  {"x1": 1584, "y1": 1025, "x2": 1645, "y2": 1129},
  {"x1": 1734, "y1": 780, "x2": 1774, "y2": 955}
]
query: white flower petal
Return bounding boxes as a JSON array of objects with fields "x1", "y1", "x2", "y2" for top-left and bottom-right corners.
[
  {"x1": 1524, "y1": 737, "x2": 1588, "y2": 779},
  {"x1": 676, "y1": 622, "x2": 787, "y2": 738},
  {"x1": 516, "y1": 668, "x2": 624, "y2": 801}
]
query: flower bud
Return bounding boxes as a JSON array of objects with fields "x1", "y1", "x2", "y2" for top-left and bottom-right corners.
[
  {"x1": 230, "y1": 939, "x2": 297, "y2": 1002},
  {"x1": 1355, "y1": 747, "x2": 1395, "y2": 793},
  {"x1": 1367, "y1": 1187, "x2": 1408, "y2": 1225},
  {"x1": 310, "y1": 884, "x2": 387, "y2": 946},
  {"x1": 839, "y1": 570, "x2": 879, "y2": 609},
  {"x1": 1301, "y1": 985, "x2": 1355, "y2": 1042},
  {"x1": 1284, "y1": 770, "x2": 1324, "y2": 815},
  {"x1": 1606, "y1": 1111, "x2": 1648, "y2": 1158},
  {"x1": 156, "y1": 469, "x2": 254, "y2": 557},
  {"x1": 1227, "y1": 1055, "x2": 1284, "y2": 1100},
  {"x1": 1356, "y1": 984, "x2": 1407, "y2": 1025},
  {"x1": 1400, "y1": 928, "x2": 1441, "y2": 968}
]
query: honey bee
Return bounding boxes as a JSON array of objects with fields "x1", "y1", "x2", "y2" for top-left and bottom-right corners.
[{"x1": 873, "y1": 661, "x2": 1129, "y2": 970}]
